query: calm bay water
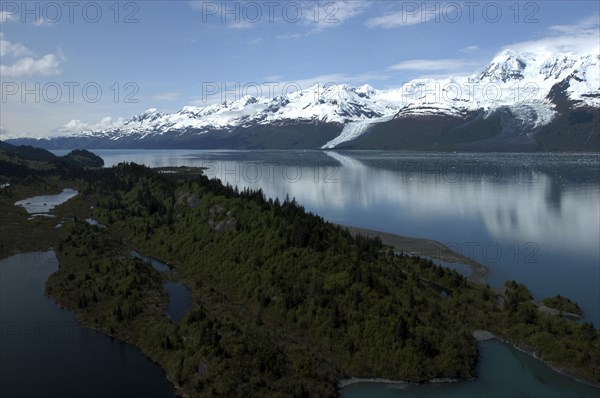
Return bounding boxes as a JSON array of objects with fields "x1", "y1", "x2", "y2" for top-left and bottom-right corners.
[
  {"x1": 0, "y1": 252, "x2": 177, "y2": 398},
  {"x1": 48, "y1": 149, "x2": 600, "y2": 397}
]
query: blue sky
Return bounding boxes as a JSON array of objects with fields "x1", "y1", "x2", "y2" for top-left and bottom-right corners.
[{"x1": 1, "y1": 0, "x2": 599, "y2": 137}]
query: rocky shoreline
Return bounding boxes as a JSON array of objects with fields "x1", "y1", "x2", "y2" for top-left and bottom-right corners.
[{"x1": 338, "y1": 376, "x2": 459, "y2": 390}]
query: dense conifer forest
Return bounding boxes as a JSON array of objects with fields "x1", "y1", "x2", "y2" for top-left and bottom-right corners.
[{"x1": 1, "y1": 143, "x2": 598, "y2": 396}]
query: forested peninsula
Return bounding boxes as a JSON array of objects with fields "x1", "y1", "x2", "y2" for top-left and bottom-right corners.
[{"x1": 1, "y1": 143, "x2": 598, "y2": 397}]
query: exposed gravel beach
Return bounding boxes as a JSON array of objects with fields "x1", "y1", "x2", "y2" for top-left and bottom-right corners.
[{"x1": 341, "y1": 225, "x2": 489, "y2": 285}]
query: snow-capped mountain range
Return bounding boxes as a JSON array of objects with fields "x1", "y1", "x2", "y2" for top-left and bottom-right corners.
[{"x1": 7, "y1": 49, "x2": 600, "y2": 151}]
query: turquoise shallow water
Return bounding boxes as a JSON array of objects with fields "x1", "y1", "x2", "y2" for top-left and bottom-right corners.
[{"x1": 341, "y1": 340, "x2": 599, "y2": 398}]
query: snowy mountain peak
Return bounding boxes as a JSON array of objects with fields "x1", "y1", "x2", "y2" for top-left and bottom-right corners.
[
  {"x1": 63, "y1": 49, "x2": 598, "y2": 147},
  {"x1": 356, "y1": 84, "x2": 377, "y2": 97},
  {"x1": 478, "y1": 50, "x2": 530, "y2": 83},
  {"x1": 129, "y1": 108, "x2": 164, "y2": 123}
]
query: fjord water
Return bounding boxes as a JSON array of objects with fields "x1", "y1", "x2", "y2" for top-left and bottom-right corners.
[
  {"x1": 50, "y1": 149, "x2": 600, "y2": 396},
  {"x1": 0, "y1": 252, "x2": 177, "y2": 398}
]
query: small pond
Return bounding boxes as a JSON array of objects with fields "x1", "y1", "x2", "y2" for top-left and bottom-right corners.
[
  {"x1": 130, "y1": 251, "x2": 192, "y2": 323},
  {"x1": 15, "y1": 189, "x2": 78, "y2": 214}
]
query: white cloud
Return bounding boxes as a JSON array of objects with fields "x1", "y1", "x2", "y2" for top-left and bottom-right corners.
[
  {"x1": 150, "y1": 92, "x2": 181, "y2": 101},
  {"x1": 191, "y1": 1, "x2": 370, "y2": 34},
  {"x1": 283, "y1": 1, "x2": 372, "y2": 37},
  {"x1": 389, "y1": 59, "x2": 473, "y2": 72},
  {"x1": 0, "y1": 11, "x2": 17, "y2": 24},
  {"x1": 503, "y1": 16, "x2": 600, "y2": 55},
  {"x1": 264, "y1": 74, "x2": 283, "y2": 82},
  {"x1": 275, "y1": 0, "x2": 372, "y2": 40},
  {"x1": 188, "y1": 71, "x2": 389, "y2": 106},
  {"x1": 0, "y1": 126, "x2": 11, "y2": 139},
  {"x1": 0, "y1": 11, "x2": 56, "y2": 26},
  {"x1": 227, "y1": 20, "x2": 256, "y2": 29},
  {"x1": 458, "y1": 45, "x2": 479, "y2": 54},
  {"x1": 0, "y1": 33, "x2": 32, "y2": 58},
  {"x1": 275, "y1": 33, "x2": 302, "y2": 40},
  {"x1": 56, "y1": 47, "x2": 66, "y2": 62},
  {"x1": 308, "y1": 1, "x2": 371, "y2": 30},
  {"x1": 58, "y1": 117, "x2": 125, "y2": 133},
  {"x1": 548, "y1": 15, "x2": 599, "y2": 34},
  {"x1": 246, "y1": 37, "x2": 263, "y2": 46},
  {"x1": 33, "y1": 17, "x2": 55, "y2": 27},
  {"x1": 1, "y1": 54, "x2": 61, "y2": 77},
  {"x1": 0, "y1": 33, "x2": 63, "y2": 77},
  {"x1": 366, "y1": 4, "x2": 440, "y2": 28},
  {"x1": 277, "y1": 72, "x2": 387, "y2": 92}
]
